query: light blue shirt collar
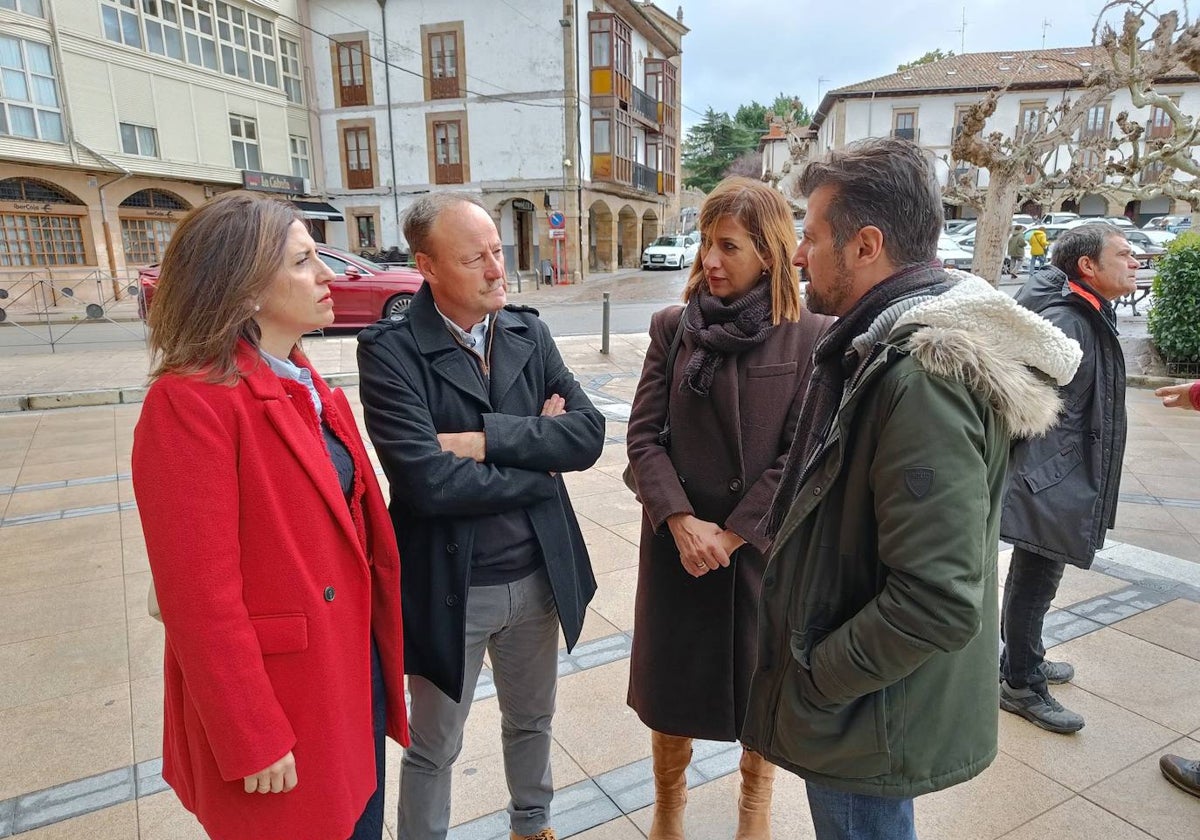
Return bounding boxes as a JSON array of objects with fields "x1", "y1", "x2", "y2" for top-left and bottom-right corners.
[
  {"x1": 434, "y1": 304, "x2": 490, "y2": 361},
  {"x1": 260, "y1": 348, "x2": 322, "y2": 416}
]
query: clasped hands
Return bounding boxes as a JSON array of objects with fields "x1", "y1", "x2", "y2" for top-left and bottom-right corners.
[
  {"x1": 666, "y1": 513, "x2": 745, "y2": 578},
  {"x1": 436, "y1": 394, "x2": 566, "y2": 465}
]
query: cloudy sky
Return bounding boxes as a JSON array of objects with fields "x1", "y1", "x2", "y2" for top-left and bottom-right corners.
[{"x1": 674, "y1": 0, "x2": 1184, "y2": 129}]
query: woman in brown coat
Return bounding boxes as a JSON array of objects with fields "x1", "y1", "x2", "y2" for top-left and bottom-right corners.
[{"x1": 626, "y1": 177, "x2": 831, "y2": 839}]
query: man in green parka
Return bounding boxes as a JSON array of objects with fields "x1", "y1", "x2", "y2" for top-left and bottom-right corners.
[{"x1": 741, "y1": 138, "x2": 1082, "y2": 839}]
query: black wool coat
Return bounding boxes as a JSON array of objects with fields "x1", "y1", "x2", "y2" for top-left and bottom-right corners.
[
  {"x1": 357, "y1": 285, "x2": 605, "y2": 701},
  {"x1": 625, "y1": 304, "x2": 830, "y2": 740}
]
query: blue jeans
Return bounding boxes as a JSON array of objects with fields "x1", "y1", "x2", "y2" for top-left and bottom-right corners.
[{"x1": 805, "y1": 781, "x2": 916, "y2": 840}]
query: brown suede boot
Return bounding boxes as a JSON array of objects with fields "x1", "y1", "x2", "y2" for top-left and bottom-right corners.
[
  {"x1": 648, "y1": 730, "x2": 692, "y2": 840},
  {"x1": 734, "y1": 748, "x2": 776, "y2": 840}
]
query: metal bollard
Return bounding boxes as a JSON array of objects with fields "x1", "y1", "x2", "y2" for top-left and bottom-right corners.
[{"x1": 601, "y1": 292, "x2": 611, "y2": 355}]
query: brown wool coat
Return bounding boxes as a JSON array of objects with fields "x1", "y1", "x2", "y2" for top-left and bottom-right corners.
[{"x1": 626, "y1": 304, "x2": 831, "y2": 741}]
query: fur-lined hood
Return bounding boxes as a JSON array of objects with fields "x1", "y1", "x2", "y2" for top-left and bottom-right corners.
[{"x1": 891, "y1": 272, "x2": 1082, "y2": 438}]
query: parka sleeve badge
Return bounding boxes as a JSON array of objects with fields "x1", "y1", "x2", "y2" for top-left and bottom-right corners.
[{"x1": 904, "y1": 466, "x2": 936, "y2": 499}]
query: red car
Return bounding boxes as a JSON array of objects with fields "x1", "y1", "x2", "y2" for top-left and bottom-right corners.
[{"x1": 138, "y1": 246, "x2": 424, "y2": 327}]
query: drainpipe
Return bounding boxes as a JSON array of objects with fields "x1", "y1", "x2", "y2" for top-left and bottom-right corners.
[
  {"x1": 74, "y1": 139, "x2": 132, "y2": 297},
  {"x1": 378, "y1": 0, "x2": 401, "y2": 243}
]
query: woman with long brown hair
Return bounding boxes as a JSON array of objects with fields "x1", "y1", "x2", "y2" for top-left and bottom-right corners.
[
  {"x1": 132, "y1": 190, "x2": 407, "y2": 840},
  {"x1": 626, "y1": 177, "x2": 832, "y2": 839}
]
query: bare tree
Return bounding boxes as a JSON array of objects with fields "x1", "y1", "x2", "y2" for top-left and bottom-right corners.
[{"x1": 948, "y1": 1, "x2": 1200, "y2": 283}]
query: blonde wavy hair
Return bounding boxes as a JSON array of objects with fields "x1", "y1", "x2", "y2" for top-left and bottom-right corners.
[{"x1": 682, "y1": 176, "x2": 802, "y2": 324}]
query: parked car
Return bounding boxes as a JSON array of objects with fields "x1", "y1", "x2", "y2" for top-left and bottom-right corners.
[
  {"x1": 1041, "y1": 212, "x2": 1080, "y2": 225},
  {"x1": 1011, "y1": 214, "x2": 1037, "y2": 227},
  {"x1": 1141, "y1": 228, "x2": 1177, "y2": 247},
  {"x1": 937, "y1": 236, "x2": 974, "y2": 270},
  {"x1": 1167, "y1": 217, "x2": 1193, "y2": 234},
  {"x1": 138, "y1": 246, "x2": 425, "y2": 327},
  {"x1": 1143, "y1": 215, "x2": 1186, "y2": 231},
  {"x1": 944, "y1": 219, "x2": 974, "y2": 236},
  {"x1": 641, "y1": 235, "x2": 699, "y2": 270}
]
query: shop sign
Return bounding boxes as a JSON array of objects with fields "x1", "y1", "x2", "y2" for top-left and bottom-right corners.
[{"x1": 242, "y1": 170, "x2": 305, "y2": 195}]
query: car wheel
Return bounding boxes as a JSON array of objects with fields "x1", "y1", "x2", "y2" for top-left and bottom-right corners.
[{"x1": 384, "y1": 294, "x2": 413, "y2": 319}]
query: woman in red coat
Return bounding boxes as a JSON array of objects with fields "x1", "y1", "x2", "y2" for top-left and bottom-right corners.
[
  {"x1": 626, "y1": 177, "x2": 831, "y2": 839},
  {"x1": 133, "y1": 191, "x2": 407, "y2": 840}
]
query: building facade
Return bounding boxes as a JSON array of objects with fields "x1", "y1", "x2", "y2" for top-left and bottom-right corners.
[
  {"x1": 0, "y1": 0, "x2": 326, "y2": 280},
  {"x1": 809, "y1": 47, "x2": 1198, "y2": 224},
  {"x1": 308, "y1": 0, "x2": 686, "y2": 280}
]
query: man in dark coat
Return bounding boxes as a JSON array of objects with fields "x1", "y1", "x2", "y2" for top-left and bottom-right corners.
[
  {"x1": 357, "y1": 193, "x2": 605, "y2": 840},
  {"x1": 999, "y1": 223, "x2": 1138, "y2": 733}
]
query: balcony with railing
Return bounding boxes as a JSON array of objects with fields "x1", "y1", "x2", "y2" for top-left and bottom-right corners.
[
  {"x1": 892, "y1": 127, "x2": 918, "y2": 142},
  {"x1": 632, "y1": 86, "x2": 658, "y2": 126},
  {"x1": 633, "y1": 162, "x2": 657, "y2": 193}
]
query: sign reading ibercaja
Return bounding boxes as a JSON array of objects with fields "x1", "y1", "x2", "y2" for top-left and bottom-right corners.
[{"x1": 241, "y1": 170, "x2": 305, "y2": 195}]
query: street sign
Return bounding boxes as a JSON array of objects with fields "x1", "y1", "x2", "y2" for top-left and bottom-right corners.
[
  {"x1": 549, "y1": 211, "x2": 565, "y2": 229},
  {"x1": 549, "y1": 229, "x2": 566, "y2": 239}
]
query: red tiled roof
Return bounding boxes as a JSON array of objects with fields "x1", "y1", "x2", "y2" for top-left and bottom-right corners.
[{"x1": 828, "y1": 45, "x2": 1195, "y2": 96}]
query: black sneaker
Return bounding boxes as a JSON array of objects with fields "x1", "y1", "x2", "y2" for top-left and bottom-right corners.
[
  {"x1": 1038, "y1": 660, "x2": 1075, "y2": 684},
  {"x1": 1159, "y1": 754, "x2": 1200, "y2": 798},
  {"x1": 1000, "y1": 681, "x2": 1085, "y2": 733}
]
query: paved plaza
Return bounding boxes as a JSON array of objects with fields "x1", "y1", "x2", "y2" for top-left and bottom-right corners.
[{"x1": 1, "y1": 314, "x2": 1199, "y2": 838}]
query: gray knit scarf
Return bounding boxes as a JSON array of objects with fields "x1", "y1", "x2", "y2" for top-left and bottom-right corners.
[
  {"x1": 765, "y1": 264, "x2": 953, "y2": 537},
  {"x1": 680, "y1": 279, "x2": 774, "y2": 397}
]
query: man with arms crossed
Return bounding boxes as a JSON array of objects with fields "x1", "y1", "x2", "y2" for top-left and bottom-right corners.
[{"x1": 358, "y1": 194, "x2": 604, "y2": 840}]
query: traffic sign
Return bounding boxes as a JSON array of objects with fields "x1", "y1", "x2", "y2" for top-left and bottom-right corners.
[
  {"x1": 549, "y1": 211, "x2": 565, "y2": 229},
  {"x1": 549, "y1": 229, "x2": 566, "y2": 239}
]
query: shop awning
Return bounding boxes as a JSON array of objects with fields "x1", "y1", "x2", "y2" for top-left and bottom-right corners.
[{"x1": 291, "y1": 200, "x2": 344, "y2": 222}]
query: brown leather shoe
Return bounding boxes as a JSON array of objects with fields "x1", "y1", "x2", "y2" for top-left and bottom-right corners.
[
  {"x1": 649, "y1": 730, "x2": 692, "y2": 840},
  {"x1": 1159, "y1": 754, "x2": 1200, "y2": 798},
  {"x1": 509, "y1": 830, "x2": 556, "y2": 840}
]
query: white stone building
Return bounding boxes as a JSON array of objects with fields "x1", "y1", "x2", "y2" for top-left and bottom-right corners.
[
  {"x1": 0, "y1": 0, "x2": 328, "y2": 278},
  {"x1": 308, "y1": 0, "x2": 686, "y2": 280},
  {"x1": 809, "y1": 46, "x2": 1199, "y2": 224}
]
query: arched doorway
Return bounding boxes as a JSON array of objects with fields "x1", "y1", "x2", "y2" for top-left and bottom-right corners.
[
  {"x1": 617, "y1": 205, "x2": 638, "y2": 268},
  {"x1": 588, "y1": 200, "x2": 614, "y2": 272},
  {"x1": 0, "y1": 178, "x2": 90, "y2": 267},
  {"x1": 1060, "y1": 198, "x2": 1080, "y2": 214},
  {"x1": 1079, "y1": 194, "x2": 1108, "y2": 217},
  {"x1": 1019, "y1": 199, "x2": 1043, "y2": 219},
  {"x1": 641, "y1": 209, "x2": 659, "y2": 255},
  {"x1": 1136, "y1": 196, "x2": 1172, "y2": 227},
  {"x1": 118, "y1": 189, "x2": 191, "y2": 266}
]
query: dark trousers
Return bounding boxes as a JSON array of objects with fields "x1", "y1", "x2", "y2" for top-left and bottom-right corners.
[
  {"x1": 1000, "y1": 547, "x2": 1067, "y2": 692},
  {"x1": 348, "y1": 636, "x2": 387, "y2": 840}
]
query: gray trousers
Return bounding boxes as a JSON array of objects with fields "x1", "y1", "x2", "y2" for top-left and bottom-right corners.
[{"x1": 398, "y1": 567, "x2": 560, "y2": 839}]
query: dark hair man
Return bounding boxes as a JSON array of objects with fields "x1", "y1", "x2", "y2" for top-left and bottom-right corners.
[
  {"x1": 998, "y1": 223, "x2": 1139, "y2": 733},
  {"x1": 741, "y1": 138, "x2": 1082, "y2": 839},
  {"x1": 357, "y1": 193, "x2": 605, "y2": 840}
]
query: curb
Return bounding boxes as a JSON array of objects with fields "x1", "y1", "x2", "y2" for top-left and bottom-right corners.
[{"x1": 2, "y1": 371, "x2": 1189, "y2": 414}]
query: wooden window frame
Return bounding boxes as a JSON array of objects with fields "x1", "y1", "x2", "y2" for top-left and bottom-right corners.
[
  {"x1": 1017, "y1": 100, "x2": 1046, "y2": 140},
  {"x1": 891, "y1": 109, "x2": 917, "y2": 141},
  {"x1": 337, "y1": 118, "x2": 376, "y2": 190},
  {"x1": 421, "y1": 22, "x2": 465, "y2": 101},
  {"x1": 330, "y1": 34, "x2": 372, "y2": 108},
  {"x1": 346, "y1": 205, "x2": 381, "y2": 251},
  {"x1": 424, "y1": 110, "x2": 470, "y2": 185}
]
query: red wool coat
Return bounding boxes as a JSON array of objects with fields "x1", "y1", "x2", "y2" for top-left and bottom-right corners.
[{"x1": 132, "y1": 343, "x2": 407, "y2": 840}]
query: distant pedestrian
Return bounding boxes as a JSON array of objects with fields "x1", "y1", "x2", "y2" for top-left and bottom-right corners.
[
  {"x1": 999, "y1": 223, "x2": 1140, "y2": 734},
  {"x1": 625, "y1": 177, "x2": 832, "y2": 840},
  {"x1": 741, "y1": 137, "x2": 1081, "y2": 840},
  {"x1": 133, "y1": 191, "x2": 407, "y2": 840},
  {"x1": 1006, "y1": 225, "x2": 1028, "y2": 278},
  {"x1": 1155, "y1": 380, "x2": 1200, "y2": 410},
  {"x1": 1029, "y1": 226, "x2": 1050, "y2": 271}
]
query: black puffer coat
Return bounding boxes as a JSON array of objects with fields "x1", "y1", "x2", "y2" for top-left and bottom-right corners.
[{"x1": 999, "y1": 267, "x2": 1127, "y2": 569}]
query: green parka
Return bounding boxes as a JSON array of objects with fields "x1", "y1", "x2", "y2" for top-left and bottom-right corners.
[{"x1": 741, "y1": 274, "x2": 1082, "y2": 798}]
